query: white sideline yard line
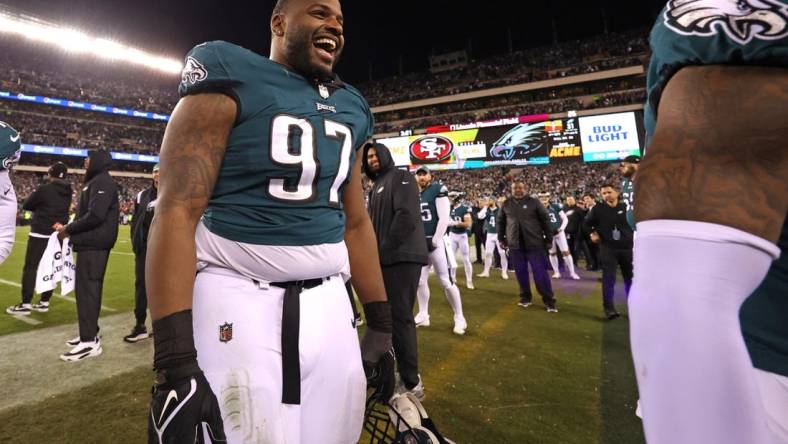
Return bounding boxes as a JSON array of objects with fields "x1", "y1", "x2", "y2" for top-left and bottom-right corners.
[
  {"x1": 0, "y1": 278, "x2": 117, "y2": 312},
  {"x1": 0, "y1": 312, "x2": 152, "y2": 414},
  {"x1": 6, "y1": 314, "x2": 42, "y2": 325}
]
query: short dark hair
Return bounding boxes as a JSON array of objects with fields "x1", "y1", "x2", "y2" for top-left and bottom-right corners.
[
  {"x1": 273, "y1": 0, "x2": 292, "y2": 14},
  {"x1": 600, "y1": 183, "x2": 617, "y2": 190},
  {"x1": 583, "y1": 193, "x2": 595, "y2": 199}
]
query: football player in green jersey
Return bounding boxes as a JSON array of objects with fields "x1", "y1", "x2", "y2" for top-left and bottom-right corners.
[
  {"x1": 539, "y1": 193, "x2": 581, "y2": 280},
  {"x1": 414, "y1": 166, "x2": 467, "y2": 335},
  {"x1": 145, "y1": 1, "x2": 391, "y2": 442},
  {"x1": 448, "y1": 193, "x2": 475, "y2": 290},
  {"x1": 476, "y1": 197, "x2": 509, "y2": 279},
  {"x1": 619, "y1": 155, "x2": 639, "y2": 231},
  {"x1": 630, "y1": 1, "x2": 788, "y2": 442}
]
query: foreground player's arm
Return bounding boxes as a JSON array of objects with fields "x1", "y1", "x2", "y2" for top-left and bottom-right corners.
[
  {"x1": 146, "y1": 93, "x2": 234, "y2": 319},
  {"x1": 145, "y1": 93, "x2": 233, "y2": 443},
  {"x1": 344, "y1": 148, "x2": 392, "y2": 372}
]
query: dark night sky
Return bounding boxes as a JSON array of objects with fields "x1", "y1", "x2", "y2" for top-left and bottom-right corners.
[{"x1": 1, "y1": 0, "x2": 667, "y2": 83}]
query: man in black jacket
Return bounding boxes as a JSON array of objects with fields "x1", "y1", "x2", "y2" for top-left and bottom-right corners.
[
  {"x1": 124, "y1": 163, "x2": 159, "y2": 343},
  {"x1": 499, "y1": 180, "x2": 557, "y2": 312},
  {"x1": 564, "y1": 195, "x2": 584, "y2": 268},
  {"x1": 362, "y1": 142, "x2": 428, "y2": 398},
  {"x1": 472, "y1": 200, "x2": 485, "y2": 264},
  {"x1": 584, "y1": 184, "x2": 633, "y2": 320},
  {"x1": 6, "y1": 163, "x2": 71, "y2": 316},
  {"x1": 54, "y1": 149, "x2": 119, "y2": 362}
]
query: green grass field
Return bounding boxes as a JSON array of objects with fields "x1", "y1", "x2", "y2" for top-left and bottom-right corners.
[{"x1": 0, "y1": 226, "x2": 644, "y2": 443}]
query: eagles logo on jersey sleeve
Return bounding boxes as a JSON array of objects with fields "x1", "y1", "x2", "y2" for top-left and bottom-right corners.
[
  {"x1": 0, "y1": 121, "x2": 21, "y2": 171},
  {"x1": 179, "y1": 42, "x2": 240, "y2": 98},
  {"x1": 664, "y1": 0, "x2": 787, "y2": 44}
]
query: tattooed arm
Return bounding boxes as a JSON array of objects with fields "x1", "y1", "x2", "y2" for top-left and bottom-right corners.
[
  {"x1": 146, "y1": 93, "x2": 236, "y2": 320},
  {"x1": 635, "y1": 66, "x2": 788, "y2": 243}
]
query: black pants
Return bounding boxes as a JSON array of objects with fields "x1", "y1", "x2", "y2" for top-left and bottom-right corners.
[
  {"x1": 21, "y1": 235, "x2": 55, "y2": 304},
  {"x1": 473, "y1": 228, "x2": 485, "y2": 263},
  {"x1": 584, "y1": 238, "x2": 600, "y2": 270},
  {"x1": 75, "y1": 250, "x2": 110, "y2": 342},
  {"x1": 566, "y1": 233, "x2": 579, "y2": 266},
  {"x1": 599, "y1": 245, "x2": 633, "y2": 311},
  {"x1": 134, "y1": 250, "x2": 148, "y2": 326},
  {"x1": 381, "y1": 262, "x2": 422, "y2": 389}
]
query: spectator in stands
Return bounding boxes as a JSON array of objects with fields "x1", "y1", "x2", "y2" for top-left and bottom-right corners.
[
  {"x1": 55, "y1": 149, "x2": 119, "y2": 362},
  {"x1": 498, "y1": 180, "x2": 557, "y2": 312},
  {"x1": 124, "y1": 163, "x2": 159, "y2": 343},
  {"x1": 6, "y1": 162, "x2": 71, "y2": 316}
]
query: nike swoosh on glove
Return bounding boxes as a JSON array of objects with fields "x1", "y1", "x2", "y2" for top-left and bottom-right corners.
[{"x1": 148, "y1": 369, "x2": 227, "y2": 444}]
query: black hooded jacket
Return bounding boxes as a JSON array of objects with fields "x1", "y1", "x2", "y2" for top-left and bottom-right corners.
[
  {"x1": 362, "y1": 143, "x2": 428, "y2": 266},
  {"x1": 22, "y1": 178, "x2": 72, "y2": 236},
  {"x1": 66, "y1": 150, "x2": 119, "y2": 251}
]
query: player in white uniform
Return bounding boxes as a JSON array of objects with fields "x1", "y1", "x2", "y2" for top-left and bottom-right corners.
[
  {"x1": 447, "y1": 194, "x2": 475, "y2": 290},
  {"x1": 476, "y1": 197, "x2": 509, "y2": 279},
  {"x1": 539, "y1": 193, "x2": 580, "y2": 280},
  {"x1": 0, "y1": 121, "x2": 20, "y2": 265},
  {"x1": 414, "y1": 166, "x2": 466, "y2": 335},
  {"x1": 145, "y1": 1, "x2": 393, "y2": 443}
]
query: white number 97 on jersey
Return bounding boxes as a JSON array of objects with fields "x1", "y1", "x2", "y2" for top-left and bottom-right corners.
[{"x1": 267, "y1": 114, "x2": 353, "y2": 206}]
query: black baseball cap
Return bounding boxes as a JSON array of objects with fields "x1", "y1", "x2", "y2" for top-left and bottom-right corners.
[
  {"x1": 622, "y1": 155, "x2": 641, "y2": 164},
  {"x1": 415, "y1": 165, "x2": 431, "y2": 175},
  {"x1": 48, "y1": 162, "x2": 67, "y2": 179}
]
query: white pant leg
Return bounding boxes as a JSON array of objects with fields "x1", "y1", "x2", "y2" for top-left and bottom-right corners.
[
  {"x1": 193, "y1": 271, "x2": 365, "y2": 444},
  {"x1": 483, "y1": 236, "x2": 497, "y2": 273},
  {"x1": 417, "y1": 264, "x2": 431, "y2": 316},
  {"x1": 495, "y1": 238, "x2": 508, "y2": 271},
  {"x1": 754, "y1": 369, "x2": 788, "y2": 442},
  {"x1": 432, "y1": 236, "x2": 455, "y2": 289},
  {"x1": 554, "y1": 232, "x2": 570, "y2": 252}
]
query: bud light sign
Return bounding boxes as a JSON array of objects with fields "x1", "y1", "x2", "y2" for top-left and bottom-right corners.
[{"x1": 578, "y1": 112, "x2": 641, "y2": 162}]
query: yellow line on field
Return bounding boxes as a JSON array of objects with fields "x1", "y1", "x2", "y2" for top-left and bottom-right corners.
[{"x1": 424, "y1": 302, "x2": 520, "y2": 392}]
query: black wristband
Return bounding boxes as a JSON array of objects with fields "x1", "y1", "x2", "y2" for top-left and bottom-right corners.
[
  {"x1": 153, "y1": 309, "x2": 198, "y2": 371},
  {"x1": 362, "y1": 301, "x2": 392, "y2": 334}
]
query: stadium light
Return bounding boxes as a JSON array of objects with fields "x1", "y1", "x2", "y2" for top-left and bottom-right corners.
[{"x1": 0, "y1": 9, "x2": 183, "y2": 74}]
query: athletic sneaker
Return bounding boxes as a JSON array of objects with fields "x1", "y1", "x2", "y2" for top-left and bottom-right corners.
[
  {"x1": 466, "y1": 282, "x2": 475, "y2": 290},
  {"x1": 570, "y1": 273, "x2": 581, "y2": 280},
  {"x1": 551, "y1": 272, "x2": 561, "y2": 279},
  {"x1": 414, "y1": 312, "x2": 430, "y2": 328},
  {"x1": 605, "y1": 309, "x2": 621, "y2": 320},
  {"x1": 546, "y1": 306, "x2": 559, "y2": 313},
  {"x1": 123, "y1": 325, "x2": 150, "y2": 343},
  {"x1": 31, "y1": 302, "x2": 50, "y2": 313},
  {"x1": 67, "y1": 333, "x2": 101, "y2": 347},
  {"x1": 453, "y1": 316, "x2": 467, "y2": 335},
  {"x1": 476, "y1": 272, "x2": 490, "y2": 278},
  {"x1": 517, "y1": 301, "x2": 532, "y2": 308},
  {"x1": 501, "y1": 272, "x2": 509, "y2": 280},
  {"x1": 60, "y1": 339, "x2": 102, "y2": 362},
  {"x1": 6, "y1": 303, "x2": 32, "y2": 316}
]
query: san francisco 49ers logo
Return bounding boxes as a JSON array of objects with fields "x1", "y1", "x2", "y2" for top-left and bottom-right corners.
[
  {"x1": 664, "y1": 0, "x2": 788, "y2": 44},
  {"x1": 409, "y1": 136, "x2": 454, "y2": 163}
]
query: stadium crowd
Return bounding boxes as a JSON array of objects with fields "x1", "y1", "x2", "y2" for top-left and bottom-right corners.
[{"x1": 358, "y1": 31, "x2": 648, "y2": 106}]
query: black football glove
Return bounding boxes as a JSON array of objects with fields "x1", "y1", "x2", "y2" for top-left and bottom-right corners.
[
  {"x1": 148, "y1": 310, "x2": 226, "y2": 444},
  {"x1": 364, "y1": 348, "x2": 396, "y2": 403},
  {"x1": 148, "y1": 363, "x2": 227, "y2": 444},
  {"x1": 360, "y1": 301, "x2": 393, "y2": 384}
]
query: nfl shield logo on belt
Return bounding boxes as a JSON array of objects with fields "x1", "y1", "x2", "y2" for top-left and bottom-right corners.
[{"x1": 219, "y1": 322, "x2": 233, "y2": 343}]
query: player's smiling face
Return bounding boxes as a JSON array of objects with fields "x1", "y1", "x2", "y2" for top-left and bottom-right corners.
[{"x1": 273, "y1": 0, "x2": 345, "y2": 79}]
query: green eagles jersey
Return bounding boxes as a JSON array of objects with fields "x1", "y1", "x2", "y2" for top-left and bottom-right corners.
[
  {"x1": 646, "y1": 2, "x2": 788, "y2": 377},
  {"x1": 420, "y1": 181, "x2": 448, "y2": 237},
  {"x1": 546, "y1": 203, "x2": 563, "y2": 231},
  {"x1": 645, "y1": 0, "x2": 788, "y2": 144},
  {"x1": 483, "y1": 207, "x2": 499, "y2": 234},
  {"x1": 621, "y1": 178, "x2": 635, "y2": 230},
  {"x1": 449, "y1": 204, "x2": 473, "y2": 235},
  {"x1": 179, "y1": 41, "x2": 374, "y2": 246}
]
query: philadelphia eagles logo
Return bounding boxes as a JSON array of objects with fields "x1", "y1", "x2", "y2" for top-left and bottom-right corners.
[
  {"x1": 664, "y1": 0, "x2": 788, "y2": 44},
  {"x1": 181, "y1": 56, "x2": 208, "y2": 86}
]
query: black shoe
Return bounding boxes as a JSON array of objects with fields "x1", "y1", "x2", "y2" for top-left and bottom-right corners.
[
  {"x1": 605, "y1": 310, "x2": 621, "y2": 320},
  {"x1": 123, "y1": 325, "x2": 150, "y2": 343},
  {"x1": 6, "y1": 303, "x2": 32, "y2": 316}
]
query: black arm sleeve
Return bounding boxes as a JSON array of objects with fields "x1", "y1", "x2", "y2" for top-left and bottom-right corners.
[
  {"x1": 66, "y1": 178, "x2": 116, "y2": 235},
  {"x1": 22, "y1": 187, "x2": 42, "y2": 212},
  {"x1": 498, "y1": 204, "x2": 508, "y2": 244}
]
